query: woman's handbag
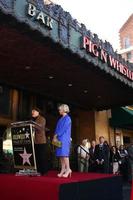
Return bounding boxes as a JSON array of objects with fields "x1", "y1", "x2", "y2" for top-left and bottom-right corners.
[{"x1": 52, "y1": 135, "x2": 62, "y2": 147}]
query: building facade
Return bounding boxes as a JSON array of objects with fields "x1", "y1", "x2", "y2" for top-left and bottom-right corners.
[
  {"x1": 119, "y1": 14, "x2": 133, "y2": 63},
  {"x1": 111, "y1": 14, "x2": 133, "y2": 146},
  {"x1": 0, "y1": 0, "x2": 133, "y2": 156}
]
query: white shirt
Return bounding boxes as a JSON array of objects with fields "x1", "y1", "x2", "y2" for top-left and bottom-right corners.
[{"x1": 78, "y1": 145, "x2": 89, "y2": 159}]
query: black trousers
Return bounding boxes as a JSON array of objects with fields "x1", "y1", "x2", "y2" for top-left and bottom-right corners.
[
  {"x1": 34, "y1": 143, "x2": 48, "y2": 175},
  {"x1": 96, "y1": 162, "x2": 109, "y2": 174}
]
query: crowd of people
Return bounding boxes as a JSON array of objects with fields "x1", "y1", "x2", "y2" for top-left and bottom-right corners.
[{"x1": 78, "y1": 136, "x2": 133, "y2": 182}]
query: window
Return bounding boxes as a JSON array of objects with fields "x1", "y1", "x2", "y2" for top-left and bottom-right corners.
[
  {"x1": 0, "y1": 86, "x2": 11, "y2": 116},
  {"x1": 18, "y1": 92, "x2": 31, "y2": 120},
  {"x1": 127, "y1": 52, "x2": 132, "y2": 61},
  {"x1": 123, "y1": 36, "x2": 131, "y2": 49},
  {"x1": 123, "y1": 136, "x2": 130, "y2": 144},
  {"x1": 36, "y1": 95, "x2": 46, "y2": 113}
]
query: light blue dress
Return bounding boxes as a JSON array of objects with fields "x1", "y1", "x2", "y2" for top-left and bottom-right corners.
[{"x1": 55, "y1": 114, "x2": 71, "y2": 157}]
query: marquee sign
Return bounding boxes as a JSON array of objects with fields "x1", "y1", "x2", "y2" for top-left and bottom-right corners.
[
  {"x1": 27, "y1": 3, "x2": 53, "y2": 29},
  {"x1": 81, "y1": 36, "x2": 133, "y2": 81}
]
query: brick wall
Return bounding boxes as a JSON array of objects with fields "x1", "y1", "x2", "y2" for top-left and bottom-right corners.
[{"x1": 119, "y1": 14, "x2": 133, "y2": 63}]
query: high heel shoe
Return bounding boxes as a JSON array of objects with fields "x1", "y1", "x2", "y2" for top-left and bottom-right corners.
[
  {"x1": 62, "y1": 169, "x2": 72, "y2": 178},
  {"x1": 57, "y1": 170, "x2": 66, "y2": 177}
]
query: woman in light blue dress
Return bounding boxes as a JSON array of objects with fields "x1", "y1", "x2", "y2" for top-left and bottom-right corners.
[{"x1": 54, "y1": 104, "x2": 72, "y2": 178}]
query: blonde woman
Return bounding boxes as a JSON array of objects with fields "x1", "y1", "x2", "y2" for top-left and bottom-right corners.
[{"x1": 53, "y1": 104, "x2": 72, "y2": 178}]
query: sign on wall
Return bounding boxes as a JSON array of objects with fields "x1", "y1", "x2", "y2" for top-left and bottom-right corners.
[
  {"x1": 27, "y1": 3, "x2": 53, "y2": 29},
  {"x1": 81, "y1": 36, "x2": 133, "y2": 81}
]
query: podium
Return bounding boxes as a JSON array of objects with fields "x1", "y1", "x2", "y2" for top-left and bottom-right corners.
[{"x1": 11, "y1": 121, "x2": 40, "y2": 176}]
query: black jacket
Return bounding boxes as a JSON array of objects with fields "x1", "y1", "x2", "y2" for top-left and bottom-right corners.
[
  {"x1": 110, "y1": 151, "x2": 121, "y2": 163},
  {"x1": 94, "y1": 144, "x2": 110, "y2": 162}
]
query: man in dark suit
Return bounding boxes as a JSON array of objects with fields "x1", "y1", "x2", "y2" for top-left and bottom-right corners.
[
  {"x1": 89, "y1": 140, "x2": 96, "y2": 172},
  {"x1": 94, "y1": 136, "x2": 110, "y2": 173}
]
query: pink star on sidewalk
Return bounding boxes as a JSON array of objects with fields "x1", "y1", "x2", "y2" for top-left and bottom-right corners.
[{"x1": 19, "y1": 147, "x2": 32, "y2": 165}]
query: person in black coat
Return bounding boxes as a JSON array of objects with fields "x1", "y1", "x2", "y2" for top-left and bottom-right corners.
[
  {"x1": 89, "y1": 140, "x2": 96, "y2": 172},
  {"x1": 94, "y1": 136, "x2": 110, "y2": 173},
  {"x1": 110, "y1": 146, "x2": 121, "y2": 174},
  {"x1": 119, "y1": 145, "x2": 128, "y2": 180}
]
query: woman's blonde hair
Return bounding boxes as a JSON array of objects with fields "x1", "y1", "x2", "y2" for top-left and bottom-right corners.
[{"x1": 58, "y1": 104, "x2": 70, "y2": 113}]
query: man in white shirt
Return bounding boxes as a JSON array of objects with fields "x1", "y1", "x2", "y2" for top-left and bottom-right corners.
[{"x1": 78, "y1": 139, "x2": 90, "y2": 172}]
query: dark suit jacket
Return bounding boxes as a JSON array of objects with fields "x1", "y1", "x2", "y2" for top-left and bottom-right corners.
[
  {"x1": 89, "y1": 147, "x2": 95, "y2": 163},
  {"x1": 94, "y1": 144, "x2": 110, "y2": 162}
]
